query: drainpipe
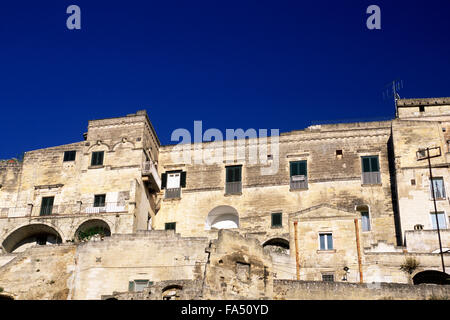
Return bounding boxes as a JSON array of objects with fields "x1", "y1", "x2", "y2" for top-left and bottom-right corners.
[
  {"x1": 354, "y1": 218, "x2": 363, "y2": 283},
  {"x1": 294, "y1": 221, "x2": 300, "y2": 280}
]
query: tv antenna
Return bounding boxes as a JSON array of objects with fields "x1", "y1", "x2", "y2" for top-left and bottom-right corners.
[{"x1": 383, "y1": 79, "x2": 404, "y2": 117}]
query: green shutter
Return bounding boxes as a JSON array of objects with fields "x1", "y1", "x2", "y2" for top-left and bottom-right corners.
[
  {"x1": 226, "y1": 167, "x2": 232, "y2": 182},
  {"x1": 370, "y1": 156, "x2": 379, "y2": 172},
  {"x1": 271, "y1": 213, "x2": 282, "y2": 227},
  {"x1": 290, "y1": 161, "x2": 306, "y2": 176},
  {"x1": 180, "y1": 171, "x2": 187, "y2": 188},
  {"x1": 161, "y1": 173, "x2": 167, "y2": 189},
  {"x1": 362, "y1": 156, "x2": 379, "y2": 173},
  {"x1": 362, "y1": 157, "x2": 371, "y2": 173},
  {"x1": 128, "y1": 281, "x2": 135, "y2": 292}
]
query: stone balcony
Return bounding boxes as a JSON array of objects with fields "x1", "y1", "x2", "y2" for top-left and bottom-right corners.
[{"x1": 141, "y1": 161, "x2": 161, "y2": 192}]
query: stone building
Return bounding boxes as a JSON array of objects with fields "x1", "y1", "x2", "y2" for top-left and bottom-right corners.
[{"x1": 0, "y1": 97, "x2": 449, "y2": 300}]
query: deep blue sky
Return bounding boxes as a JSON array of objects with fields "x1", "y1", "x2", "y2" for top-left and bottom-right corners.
[{"x1": 1, "y1": 1, "x2": 449, "y2": 159}]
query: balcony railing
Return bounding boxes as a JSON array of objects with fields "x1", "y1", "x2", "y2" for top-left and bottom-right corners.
[
  {"x1": 165, "y1": 188, "x2": 181, "y2": 199},
  {"x1": 0, "y1": 201, "x2": 128, "y2": 218},
  {"x1": 142, "y1": 161, "x2": 161, "y2": 191},
  {"x1": 225, "y1": 181, "x2": 242, "y2": 195},
  {"x1": 362, "y1": 172, "x2": 381, "y2": 185},
  {"x1": 290, "y1": 175, "x2": 308, "y2": 190}
]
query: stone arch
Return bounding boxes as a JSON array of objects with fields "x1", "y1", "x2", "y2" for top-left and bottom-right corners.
[
  {"x1": 205, "y1": 205, "x2": 239, "y2": 230},
  {"x1": 263, "y1": 238, "x2": 290, "y2": 254},
  {"x1": 162, "y1": 285, "x2": 183, "y2": 300},
  {"x1": 412, "y1": 270, "x2": 450, "y2": 285},
  {"x1": 74, "y1": 219, "x2": 112, "y2": 242},
  {"x1": 1, "y1": 223, "x2": 63, "y2": 253},
  {"x1": 112, "y1": 138, "x2": 135, "y2": 151},
  {"x1": 87, "y1": 141, "x2": 111, "y2": 153}
]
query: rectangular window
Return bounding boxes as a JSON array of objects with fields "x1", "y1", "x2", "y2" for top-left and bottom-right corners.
[
  {"x1": 94, "y1": 194, "x2": 106, "y2": 207},
  {"x1": 165, "y1": 222, "x2": 176, "y2": 231},
  {"x1": 361, "y1": 156, "x2": 381, "y2": 184},
  {"x1": 362, "y1": 156, "x2": 379, "y2": 173},
  {"x1": 322, "y1": 274, "x2": 334, "y2": 282},
  {"x1": 361, "y1": 212, "x2": 371, "y2": 231},
  {"x1": 430, "y1": 178, "x2": 446, "y2": 199},
  {"x1": 430, "y1": 212, "x2": 447, "y2": 230},
  {"x1": 290, "y1": 160, "x2": 308, "y2": 189},
  {"x1": 225, "y1": 165, "x2": 242, "y2": 194},
  {"x1": 40, "y1": 196, "x2": 54, "y2": 216},
  {"x1": 63, "y1": 150, "x2": 76, "y2": 162},
  {"x1": 132, "y1": 280, "x2": 150, "y2": 292},
  {"x1": 271, "y1": 213, "x2": 282, "y2": 227},
  {"x1": 226, "y1": 166, "x2": 242, "y2": 183},
  {"x1": 290, "y1": 160, "x2": 307, "y2": 177},
  {"x1": 91, "y1": 151, "x2": 104, "y2": 166},
  {"x1": 167, "y1": 172, "x2": 181, "y2": 189},
  {"x1": 319, "y1": 233, "x2": 333, "y2": 250},
  {"x1": 162, "y1": 171, "x2": 183, "y2": 199}
]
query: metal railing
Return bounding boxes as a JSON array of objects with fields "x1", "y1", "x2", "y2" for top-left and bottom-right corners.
[
  {"x1": 142, "y1": 161, "x2": 161, "y2": 190},
  {"x1": 0, "y1": 201, "x2": 128, "y2": 218},
  {"x1": 225, "y1": 181, "x2": 242, "y2": 194},
  {"x1": 362, "y1": 172, "x2": 381, "y2": 185},
  {"x1": 165, "y1": 188, "x2": 181, "y2": 199},
  {"x1": 290, "y1": 175, "x2": 308, "y2": 190}
]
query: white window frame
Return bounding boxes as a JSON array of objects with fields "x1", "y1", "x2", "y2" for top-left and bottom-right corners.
[
  {"x1": 430, "y1": 211, "x2": 448, "y2": 230},
  {"x1": 318, "y1": 233, "x2": 333, "y2": 251},
  {"x1": 361, "y1": 211, "x2": 371, "y2": 232},
  {"x1": 430, "y1": 177, "x2": 446, "y2": 200},
  {"x1": 167, "y1": 172, "x2": 181, "y2": 189}
]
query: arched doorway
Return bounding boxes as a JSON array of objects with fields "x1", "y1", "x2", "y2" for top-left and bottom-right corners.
[
  {"x1": 413, "y1": 270, "x2": 450, "y2": 285},
  {"x1": 263, "y1": 238, "x2": 290, "y2": 254},
  {"x1": 205, "y1": 206, "x2": 239, "y2": 230},
  {"x1": 1, "y1": 224, "x2": 62, "y2": 253},
  {"x1": 75, "y1": 219, "x2": 111, "y2": 242}
]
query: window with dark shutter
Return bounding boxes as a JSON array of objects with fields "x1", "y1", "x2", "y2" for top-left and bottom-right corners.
[
  {"x1": 63, "y1": 150, "x2": 76, "y2": 162},
  {"x1": 290, "y1": 161, "x2": 307, "y2": 177},
  {"x1": 226, "y1": 166, "x2": 242, "y2": 183},
  {"x1": 165, "y1": 222, "x2": 176, "y2": 231},
  {"x1": 290, "y1": 161, "x2": 308, "y2": 189},
  {"x1": 361, "y1": 156, "x2": 381, "y2": 184},
  {"x1": 91, "y1": 151, "x2": 104, "y2": 166},
  {"x1": 271, "y1": 213, "x2": 282, "y2": 227},
  {"x1": 94, "y1": 194, "x2": 106, "y2": 207},
  {"x1": 225, "y1": 166, "x2": 242, "y2": 194},
  {"x1": 40, "y1": 196, "x2": 54, "y2": 216}
]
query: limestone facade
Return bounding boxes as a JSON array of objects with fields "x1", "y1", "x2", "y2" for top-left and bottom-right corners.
[{"x1": 0, "y1": 97, "x2": 449, "y2": 299}]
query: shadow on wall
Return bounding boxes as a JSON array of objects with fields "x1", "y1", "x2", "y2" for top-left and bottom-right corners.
[{"x1": 413, "y1": 270, "x2": 450, "y2": 285}]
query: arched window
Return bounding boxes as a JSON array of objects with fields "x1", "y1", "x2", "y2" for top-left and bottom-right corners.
[{"x1": 356, "y1": 205, "x2": 371, "y2": 232}]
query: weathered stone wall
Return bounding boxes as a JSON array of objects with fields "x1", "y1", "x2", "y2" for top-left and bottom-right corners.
[
  {"x1": 406, "y1": 230, "x2": 450, "y2": 253},
  {"x1": 0, "y1": 111, "x2": 160, "y2": 253},
  {"x1": 202, "y1": 230, "x2": 274, "y2": 300},
  {"x1": 273, "y1": 280, "x2": 450, "y2": 300},
  {"x1": 0, "y1": 244, "x2": 77, "y2": 300},
  {"x1": 391, "y1": 119, "x2": 450, "y2": 244},
  {"x1": 157, "y1": 121, "x2": 396, "y2": 246},
  {"x1": 70, "y1": 231, "x2": 210, "y2": 300}
]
